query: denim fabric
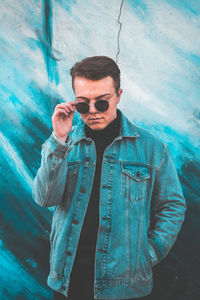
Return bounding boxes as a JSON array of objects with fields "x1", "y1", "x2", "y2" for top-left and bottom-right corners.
[
  {"x1": 53, "y1": 290, "x2": 150, "y2": 300},
  {"x1": 32, "y1": 110, "x2": 186, "y2": 299}
]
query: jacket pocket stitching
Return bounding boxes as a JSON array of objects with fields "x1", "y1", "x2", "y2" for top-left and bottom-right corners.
[{"x1": 121, "y1": 164, "x2": 150, "y2": 202}]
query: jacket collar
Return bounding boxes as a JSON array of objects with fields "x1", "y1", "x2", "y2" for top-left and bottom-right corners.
[
  {"x1": 70, "y1": 109, "x2": 139, "y2": 144},
  {"x1": 118, "y1": 109, "x2": 139, "y2": 138}
]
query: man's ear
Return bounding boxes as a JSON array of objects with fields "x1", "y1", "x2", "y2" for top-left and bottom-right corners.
[{"x1": 116, "y1": 88, "x2": 122, "y2": 103}]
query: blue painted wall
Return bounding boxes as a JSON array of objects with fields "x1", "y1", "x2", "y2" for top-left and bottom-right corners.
[{"x1": 0, "y1": 0, "x2": 200, "y2": 299}]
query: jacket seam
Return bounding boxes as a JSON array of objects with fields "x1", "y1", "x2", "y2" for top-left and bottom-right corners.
[
  {"x1": 157, "y1": 143, "x2": 167, "y2": 172},
  {"x1": 43, "y1": 157, "x2": 59, "y2": 206}
]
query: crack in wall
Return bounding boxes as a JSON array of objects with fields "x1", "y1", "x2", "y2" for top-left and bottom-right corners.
[{"x1": 116, "y1": 0, "x2": 124, "y2": 63}]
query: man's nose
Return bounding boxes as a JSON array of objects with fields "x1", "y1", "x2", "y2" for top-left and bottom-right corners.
[{"x1": 89, "y1": 102, "x2": 98, "y2": 113}]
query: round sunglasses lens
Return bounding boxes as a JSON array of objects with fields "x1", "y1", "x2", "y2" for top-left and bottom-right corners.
[
  {"x1": 95, "y1": 100, "x2": 109, "y2": 112},
  {"x1": 75, "y1": 102, "x2": 89, "y2": 113}
]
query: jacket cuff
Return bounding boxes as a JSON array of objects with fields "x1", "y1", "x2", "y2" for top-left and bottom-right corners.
[
  {"x1": 52, "y1": 132, "x2": 68, "y2": 145},
  {"x1": 43, "y1": 132, "x2": 71, "y2": 158}
]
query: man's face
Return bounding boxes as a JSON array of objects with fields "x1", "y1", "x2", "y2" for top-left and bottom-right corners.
[{"x1": 74, "y1": 76, "x2": 122, "y2": 130}]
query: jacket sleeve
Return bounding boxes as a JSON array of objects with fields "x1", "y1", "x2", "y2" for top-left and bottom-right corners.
[
  {"x1": 32, "y1": 132, "x2": 73, "y2": 207},
  {"x1": 148, "y1": 144, "x2": 186, "y2": 267}
]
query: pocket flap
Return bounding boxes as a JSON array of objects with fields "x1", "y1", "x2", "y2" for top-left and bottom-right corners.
[{"x1": 122, "y1": 164, "x2": 150, "y2": 181}]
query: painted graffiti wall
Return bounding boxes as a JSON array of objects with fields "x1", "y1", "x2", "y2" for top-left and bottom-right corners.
[{"x1": 0, "y1": 0, "x2": 200, "y2": 299}]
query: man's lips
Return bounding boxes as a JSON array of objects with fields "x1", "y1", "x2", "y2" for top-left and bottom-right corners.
[{"x1": 88, "y1": 117, "x2": 103, "y2": 121}]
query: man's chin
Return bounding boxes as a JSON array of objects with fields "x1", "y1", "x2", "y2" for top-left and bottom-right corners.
[{"x1": 87, "y1": 123, "x2": 106, "y2": 131}]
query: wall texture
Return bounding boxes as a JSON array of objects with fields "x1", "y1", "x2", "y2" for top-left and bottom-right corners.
[{"x1": 0, "y1": 0, "x2": 200, "y2": 299}]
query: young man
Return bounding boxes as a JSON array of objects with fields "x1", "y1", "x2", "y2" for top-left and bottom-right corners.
[{"x1": 32, "y1": 56, "x2": 186, "y2": 300}]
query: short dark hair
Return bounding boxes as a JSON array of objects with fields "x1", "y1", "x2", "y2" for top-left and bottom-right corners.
[{"x1": 70, "y1": 56, "x2": 120, "y2": 93}]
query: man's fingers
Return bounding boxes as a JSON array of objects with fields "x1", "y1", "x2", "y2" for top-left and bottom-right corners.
[
  {"x1": 53, "y1": 108, "x2": 69, "y2": 118},
  {"x1": 56, "y1": 102, "x2": 75, "y2": 108},
  {"x1": 67, "y1": 103, "x2": 76, "y2": 111},
  {"x1": 55, "y1": 102, "x2": 75, "y2": 114}
]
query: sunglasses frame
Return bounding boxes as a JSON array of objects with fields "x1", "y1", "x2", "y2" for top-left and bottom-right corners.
[{"x1": 75, "y1": 99, "x2": 110, "y2": 114}]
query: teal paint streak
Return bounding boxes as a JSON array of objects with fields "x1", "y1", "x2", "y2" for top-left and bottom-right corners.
[
  {"x1": 1, "y1": 1, "x2": 60, "y2": 298},
  {"x1": 134, "y1": 122, "x2": 200, "y2": 163},
  {"x1": 42, "y1": 0, "x2": 59, "y2": 84},
  {"x1": 127, "y1": 0, "x2": 148, "y2": 12},
  {"x1": 175, "y1": 48, "x2": 200, "y2": 67},
  {"x1": 0, "y1": 184, "x2": 53, "y2": 299},
  {"x1": 188, "y1": 54, "x2": 200, "y2": 66},
  {"x1": 127, "y1": 0, "x2": 149, "y2": 20},
  {"x1": 55, "y1": 0, "x2": 77, "y2": 12},
  {"x1": 166, "y1": 0, "x2": 200, "y2": 16}
]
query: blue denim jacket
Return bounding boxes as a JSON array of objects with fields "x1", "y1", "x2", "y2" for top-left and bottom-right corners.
[{"x1": 32, "y1": 110, "x2": 186, "y2": 299}]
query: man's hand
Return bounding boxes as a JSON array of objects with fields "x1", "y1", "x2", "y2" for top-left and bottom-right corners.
[{"x1": 52, "y1": 101, "x2": 76, "y2": 143}]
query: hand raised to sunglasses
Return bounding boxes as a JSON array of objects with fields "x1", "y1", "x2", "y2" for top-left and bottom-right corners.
[{"x1": 52, "y1": 101, "x2": 75, "y2": 143}]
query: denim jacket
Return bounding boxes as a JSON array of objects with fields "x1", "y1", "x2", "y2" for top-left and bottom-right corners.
[{"x1": 32, "y1": 110, "x2": 186, "y2": 299}]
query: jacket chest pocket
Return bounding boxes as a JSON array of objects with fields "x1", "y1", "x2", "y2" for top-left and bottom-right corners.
[{"x1": 121, "y1": 164, "x2": 150, "y2": 202}]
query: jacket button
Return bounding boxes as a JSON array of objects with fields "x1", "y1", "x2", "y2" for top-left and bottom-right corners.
[
  {"x1": 102, "y1": 185, "x2": 109, "y2": 189},
  {"x1": 105, "y1": 155, "x2": 114, "y2": 160},
  {"x1": 80, "y1": 188, "x2": 86, "y2": 193},
  {"x1": 72, "y1": 219, "x2": 79, "y2": 225},
  {"x1": 98, "y1": 248, "x2": 107, "y2": 253},
  {"x1": 85, "y1": 157, "x2": 90, "y2": 162},
  {"x1": 67, "y1": 251, "x2": 72, "y2": 256},
  {"x1": 136, "y1": 171, "x2": 140, "y2": 178}
]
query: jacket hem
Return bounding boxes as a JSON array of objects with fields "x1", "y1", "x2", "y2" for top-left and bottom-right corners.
[{"x1": 47, "y1": 273, "x2": 153, "y2": 299}]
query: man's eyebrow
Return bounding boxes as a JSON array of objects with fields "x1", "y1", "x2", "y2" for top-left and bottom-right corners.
[{"x1": 76, "y1": 93, "x2": 111, "y2": 101}]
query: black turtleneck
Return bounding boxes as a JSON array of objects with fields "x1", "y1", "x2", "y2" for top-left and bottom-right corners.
[
  {"x1": 85, "y1": 109, "x2": 121, "y2": 196},
  {"x1": 68, "y1": 110, "x2": 121, "y2": 300}
]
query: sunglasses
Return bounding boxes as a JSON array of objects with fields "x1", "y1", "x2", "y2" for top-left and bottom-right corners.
[{"x1": 75, "y1": 100, "x2": 109, "y2": 114}]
